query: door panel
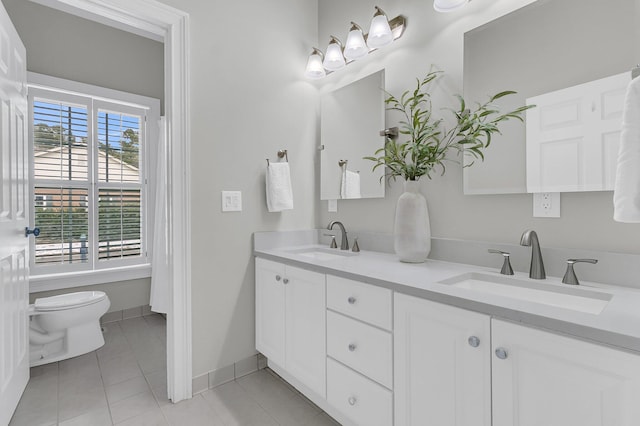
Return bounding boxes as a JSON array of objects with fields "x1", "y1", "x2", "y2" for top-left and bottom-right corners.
[
  {"x1": 0, "y1": 1, "x2": 29, "y2": 424},
  {"x1": 285, "y1": 265, "x2": 326, "y2": 397},
  {"x1": 255, "y1": 258, "x2": 286, "y2": 367},
  {"x1": 492, "y1": 319, "x2": 640, "y2": 426},
  {"x1": 394, "y1": 294, "x2": 491, "y2": 426}
]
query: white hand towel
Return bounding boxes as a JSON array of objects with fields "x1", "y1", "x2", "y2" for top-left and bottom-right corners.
[
  {"x1": 614, "y1": 77, "x2": 640, "y2": 222},
  {"x1": 341, "y1": 169, "x2": 361, "y2": 199},
  {"x1": 266, "y1": 162, "x2": 294, "y2": 212}
]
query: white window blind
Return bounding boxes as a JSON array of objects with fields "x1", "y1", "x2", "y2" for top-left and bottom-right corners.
[{"x1": 29, "y1": 86, "x2": 150, "y2": 275}]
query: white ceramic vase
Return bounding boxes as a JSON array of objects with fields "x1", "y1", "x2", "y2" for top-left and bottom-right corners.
[{"x1": 393, "y1": 180, "x2": 431, "y2": 263}]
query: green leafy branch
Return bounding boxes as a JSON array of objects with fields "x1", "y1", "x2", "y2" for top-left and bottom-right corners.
[{"x1": 364, "y1": 70, "x2": 535, "y2": 182}]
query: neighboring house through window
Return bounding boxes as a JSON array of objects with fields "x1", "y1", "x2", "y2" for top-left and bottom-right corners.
[{"x1": 28, "y1": 74, "x2": 160, "y2": 284}]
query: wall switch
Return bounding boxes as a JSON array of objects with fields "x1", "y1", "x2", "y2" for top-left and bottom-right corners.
[
  {"x1": 328, "y1": 199, "x2": 337, "y2": 212},
  {"x1": 222, "y1": 191, "x2": 242, "y2": 212},
  {"x1": 533, "y1": 192, "x2": 560, "y2": 218}
]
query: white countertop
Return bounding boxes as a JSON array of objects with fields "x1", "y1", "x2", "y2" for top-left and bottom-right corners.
[{"x1": 255, "y1": 243, "x2": 640, "y2": 353}]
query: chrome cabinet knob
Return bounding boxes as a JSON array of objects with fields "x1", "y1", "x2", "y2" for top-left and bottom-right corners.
[
  {"x1": 282, "y1": 278, "x2": 289, "y2": 284},
  {"x1": 347, "y1": 296, "x2": 356, "y2": 305},
  {"x1": 348, "y1": 343, "x2": 357, "y2": 352},
  {"x1": 275, "y1": 275, "x2": 281, "y2": 281},
  {"x1": 495, "y1": 347, "x2": 508, "y2": 360},
  {"x1": 468, "y1": 336, "x2": 480, "y2": 348},
  {"x1": 348, "y1": 396, "x2": 357, "y2": 406}
]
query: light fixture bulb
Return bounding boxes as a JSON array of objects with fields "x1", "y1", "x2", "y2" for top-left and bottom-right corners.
[
  {"x1": 304, "y1": 48, "x2": 326, "y2": 79},
  {"x1": 344, "y1": 22, "x2": 368, "y2": 61},
  {"x1": 433, "y1": 0, "x2": 469, "y2": 13},
  {"x1": 367, "y1": 7, "x2": 393, "y2": 49},
  {"x1": 323, "y1": 36, "x2": 345, "y2": 71}
]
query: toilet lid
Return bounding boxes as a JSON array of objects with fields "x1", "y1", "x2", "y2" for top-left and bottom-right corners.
[{"x1": 34, "y1": 291, "x2": 107, "y2": 311}]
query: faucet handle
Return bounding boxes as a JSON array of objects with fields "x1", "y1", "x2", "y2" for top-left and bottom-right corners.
[
  {"x1": 488, "y1": 249, "x2": 514, "y2": 275},
  {"x1": 562, "y1": 258, "x2": 598, "y2": 285},
  {"x1": 324, "y1": 234, "x2": 338, "y2": 249}
]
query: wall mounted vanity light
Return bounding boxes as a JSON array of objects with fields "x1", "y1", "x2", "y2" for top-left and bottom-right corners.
[
  {"x1": 304, "y1": 48, "x2": 326, "y2": 79},
  {"x1": 433, "y1": 0, "x2": 470, "y2": 13},
  {"x1": 323, "y1": 36, "x2": 346, "y2": 71},
  {"x1": 344, "y1": 22, "x2": 368, "y2": 61},
  {"x1": 304, "y1": 6, "x2": 406, "y2": 79}
]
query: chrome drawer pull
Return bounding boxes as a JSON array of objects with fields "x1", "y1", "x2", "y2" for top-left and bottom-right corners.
[
  {"x1": 468, "y1": 336, "x2": 480, "y2": 348},
  {"x1": 347, "y1": 296, "x2": 356, "y2": 305},
  {"x1": 348, "y1": 343, "x2": 357, "y2": 352},
  {"x1": 275, "y1": 275, "x2": 281, "y2": 281},
  {"x1": 348, "y1": 396, "x2": 357, "y2": 406},
  {"x1": 495, "y1": 347, "x2": 508, "y2": 360}
]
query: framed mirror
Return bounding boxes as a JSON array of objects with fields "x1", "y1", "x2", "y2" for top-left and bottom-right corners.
[
  {"x1": 320, "y1": 70, "x2": 386, "y2": 200},
  {"x1": 463, "y1": 0, "x2": 638, "y2": 194}
]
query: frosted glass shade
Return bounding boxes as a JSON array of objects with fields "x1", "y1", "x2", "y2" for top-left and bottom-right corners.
[
  {"x1": 433, "y1": 0, "x2": 469, "y2": 12},
  {"x1": 323, "y1": 42, "x2": 345, "y2": 71},
  {"x1": 344, "y1": 28, "x2": 368, "y2": 61},
  {"x1": 304, "y1": 51, "x2": 326, "y2": 79},
  {"x1": 367, "y1": 14, "x2": 393, "y2": 49}
]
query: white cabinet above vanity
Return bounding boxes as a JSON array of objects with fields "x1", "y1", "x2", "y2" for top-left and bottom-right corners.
[{"x1": 254, "y1": 231, "x2": 640, "y2": 426}]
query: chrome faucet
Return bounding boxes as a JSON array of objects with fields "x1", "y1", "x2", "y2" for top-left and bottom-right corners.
[
  {"x1": 327, "y1": 221, "x2": 349, "y2": 250},
  {"x1": 520, "y1": 230, "x2": 546, "y2": 279}
]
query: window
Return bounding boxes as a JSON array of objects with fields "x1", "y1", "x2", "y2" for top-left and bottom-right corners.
[{"x1": 29, "y1": 80, "x2": 157, "y2": 278}]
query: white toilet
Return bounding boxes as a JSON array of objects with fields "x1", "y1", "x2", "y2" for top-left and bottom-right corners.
[{"x1": 29, "y1": 291, "x2": 111, "y2": 366}]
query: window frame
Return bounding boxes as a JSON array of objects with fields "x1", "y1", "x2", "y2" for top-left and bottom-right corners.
[{"x1": 27, "y1": 73, "x2": 160, "y2": 290}]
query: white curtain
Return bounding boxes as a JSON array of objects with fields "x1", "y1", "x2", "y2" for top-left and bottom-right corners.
[{"x1": 150, "y1": 117, "x2": 169, "y2": 313}]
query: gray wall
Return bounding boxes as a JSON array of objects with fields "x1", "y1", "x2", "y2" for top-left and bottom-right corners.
[
  {"x1": 3, "y1": 0, "x2": 164, "y2": 312},
  {"x1": 318, "y1": 0, "x2": 640, "y2": 255},
  {"x1": 157, "y1": 0, "x2": 319, "y2": 377},
  {"x1": 3, "y1": 0, "x2": 164, "y2": 112}
]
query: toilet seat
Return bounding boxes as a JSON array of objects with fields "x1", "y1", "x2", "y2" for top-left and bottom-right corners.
[{"x1": 34, "y1": 291, "x2": 107, "y2": 312}]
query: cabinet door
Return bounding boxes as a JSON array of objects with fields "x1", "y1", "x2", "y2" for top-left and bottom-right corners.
[
  {"x1": 255, "y1": 258, "x2": 286, "y2": 367},
  {"x1": 492, "y1": 319, "x2": 640, "y2": 426},
  {"x1": 394, "y1": 294, "x2": 491, "y2": 426},
  {"x1": 285, "y1": 265, "x2": 326, "y2": 397}
]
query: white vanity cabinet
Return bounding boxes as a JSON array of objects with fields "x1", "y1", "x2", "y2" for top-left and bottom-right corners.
[
  {"x1": 255, "y1": 258, "x2": 326, "y2": 397},
  {"x1": 394, "y1": 293, "x2": 640, "y2": 426},
  {"x1": 492, "y1": 319, "x2": 640, "y2": 426},
  {"x1": 394, "y1": 293, "x2": 492, "y2": 426}
]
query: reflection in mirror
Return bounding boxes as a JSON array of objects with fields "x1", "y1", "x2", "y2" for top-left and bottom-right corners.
[
  {"x1": 463, "y1": 0, "x2": 638, "y2": 194},
  {"x1": 320, "y1": 70, "x2": 385, "y2": 200},
  {"x1": 526, "y1": 72, "x2": 630, "y2": 193}
]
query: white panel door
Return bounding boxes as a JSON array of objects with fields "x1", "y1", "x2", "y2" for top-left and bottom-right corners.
[
  {"x1": 285, "y1": 265, "x2": 326, "y2": 397},
  {"x1": 255, "y1": 258, "x2": 286, "y2": 368},
  {"x1": 0, "y1": 1, "x2": 29, "y2": 424},
  {"x1": 526, "y1": 72, "x2": 629, "y2": 192},
  {"x1": 394, "y1": 294, "x2": 491, "y2": 426},
  {"x1": 492, "y1": 319, "x2": 640, "y2": 426}
]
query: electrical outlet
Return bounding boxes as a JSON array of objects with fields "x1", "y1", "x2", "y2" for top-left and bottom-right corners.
[{"x1": 533, "y1": 192, "x2": 560, "y2": 218}]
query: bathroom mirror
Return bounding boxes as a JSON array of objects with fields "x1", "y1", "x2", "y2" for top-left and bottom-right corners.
[
  {"x1": 463, "y1": 0, "x2": 638, "y2": 194},
  {"x1": 320, "y1": 70, "x2": 386, "y2": 200}
]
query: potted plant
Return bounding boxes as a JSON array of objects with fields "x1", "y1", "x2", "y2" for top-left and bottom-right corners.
[{"x1": 365, "y1": 70, "x2": 532, "y2": 262}]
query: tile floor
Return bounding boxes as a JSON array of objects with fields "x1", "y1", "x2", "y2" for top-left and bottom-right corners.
[{"x1": 9, "y1": 314, "x2": 340, "y2": 426}]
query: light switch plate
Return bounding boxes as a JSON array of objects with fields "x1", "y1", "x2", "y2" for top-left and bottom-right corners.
[{"x1": 222, "y1": 191, "x2": 242, "y2": 212}]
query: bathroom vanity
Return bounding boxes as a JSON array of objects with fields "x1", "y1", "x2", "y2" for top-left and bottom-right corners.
[{"x1": 254, "y1": 231, "x2": 640, "y2": 426}]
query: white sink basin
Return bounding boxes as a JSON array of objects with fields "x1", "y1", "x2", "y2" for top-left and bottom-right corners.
[
  {"x1": 440, "y1": 273, "x2": 612, "y2": 315},
  {"x1": 290, "y1": 247, "x2": 358, "y2": 262}
]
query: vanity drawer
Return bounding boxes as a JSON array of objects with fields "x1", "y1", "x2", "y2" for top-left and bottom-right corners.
[
  {"x1": 327, "y1": 311, "x2": 392, "y2": 389},
  {"x1": 327, "y1": 358, "x2": 392, "y2": 426},
  {"x1": 326, "y1": 275, "x2": 392, "y2": 330}
]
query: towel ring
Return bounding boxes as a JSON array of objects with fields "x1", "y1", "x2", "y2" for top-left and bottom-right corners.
[
  {"x1": 266, "y1": 149, "x2": 289, "y2": 166},
  {"x1": 338, "y1": 159, "x2": 348, "y2": 167}
]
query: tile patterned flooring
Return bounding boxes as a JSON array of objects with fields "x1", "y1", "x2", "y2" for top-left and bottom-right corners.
[{"x1": 9, "y1": 314, "x2": 339, "y2": 426}]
